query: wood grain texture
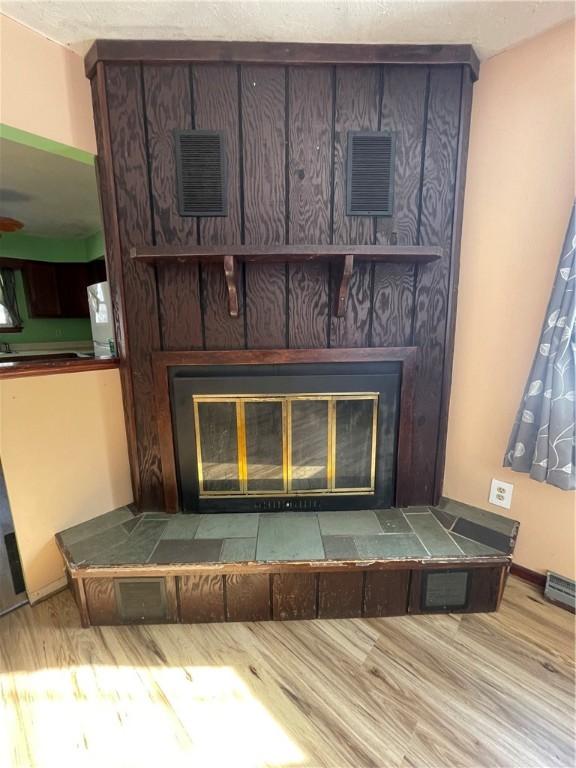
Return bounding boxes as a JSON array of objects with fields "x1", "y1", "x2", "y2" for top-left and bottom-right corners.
[
  {"x1": 106, "y1": 63, "x2": 163, "y2": 508},
  {"x1": 3, "y1": 577, "x2": 572, "y2": 767},
  {"x1": 332, "y1": 66, "x2": 379, "y2": 246},
  {"x1": 225, "y1": 573, "x2": 271, "y2": 621},
  {"x1": 163, "y1": 576, "x2": 180, "y2": 622},
  {"x1": 179, "y1": 574, "x2": 225, "y2": 622},
  {"x1": 202, "y1": 262, "x2": 245, "y2": 349},
  {"x1": 143, "y1": 65, "x2": 196, "y2": 246},
  {"x1": 363, "y1": 570, "x2": 410, "y2": 617},
  {"x1": 91, "y1": 68, "x2": 141, "y2": 502},
  {"x1": 287, "y1": 66, "x2": 332, "y2": 347},
  {"x1": 330, "y1": 261, "x2": 373, "y2": 346},
  {"x1": 193, "y1": 64, "x2": 242, "y2": 245},
  {"x1": 241, "y1": 67, "x2": 287, "y2": 242},
  {"x1": 241, "y1": 65, "x2": 287, "y2": 349},
  {"x1": 411, "y1": 66, "x2": 462, "y2": 503},
  {"x1": 156, "y1": 263, "x2": 203, "y2": 350},
  {"x1": 288, "y1": 262, "x2": 329, "y2": 348},
  {"x1": 133, "y1": 243, "x2": 442, "y2": 262},
  {"x1": 371, "y1": 266, "x2": 414, "y2": 347},
  {"x1": 142, "y1": 64, "x2": 202, "y2": 351},
  {"x1": 272, "y1": 573, "x2": 317, "y2": 620},
  {"x1": 318, "y1": 572, "x2": 364, "y2": 618},
  {"x1": 330, "y1": 66, "x2": 379, "y2": 346},
  {"x1": 377, "y1": 66, "x2": 428, "y2": 247},
  {"x1": 85, "y1": 39, "x2": 481, "y2": 78},
  {"x1": 287, "y1": 66, "x2": 332, "y2": 243},
  {"x1": 85, "y1": 577, "x2": 118, "y2": 625},
  {"x1": 372, "y1": 66, "x2": 428, "y2": 347},
  {"x1": 245, "y1": 262, "x2": 287, "y2": 349},
  {"x1": 433, "y1": 66, "x2": 474, "y2": 501}
]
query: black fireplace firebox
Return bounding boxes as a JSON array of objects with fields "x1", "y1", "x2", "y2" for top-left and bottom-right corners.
[{"x1": 170, "y1": 361, "x2": 401, "y2": 513}]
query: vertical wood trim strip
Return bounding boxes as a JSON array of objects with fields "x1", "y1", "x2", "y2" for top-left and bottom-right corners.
[
  {"x1": 410, "y1": 66, "x2": 462, "y2": 503},
  {"x1": 433, "y1": 66, "x2": 473, "y2": 502},
  {"x1": 106, "y1": 64, "x2": 164, "y2": 508},
  {"x1": 90, "y1": 64, "x2": 140, "y2": 503},
  {"x1": 153, "y1": 358, "x2": 178, "y2": 512},
  {"x1": 395, "y1": 350, "x2": 417, "y2": 507}
]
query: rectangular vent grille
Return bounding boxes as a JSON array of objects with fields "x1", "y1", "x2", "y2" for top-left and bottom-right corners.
[
  {"x1": 422, "y1": 570, "x2": 470, "y2": 612},
  {"x1": 174, "y1": 130, "x2": 227, "y2": 216},
  {"x1": 115, "y1": 578, "x2": 167, "y2": 622},
  {"x1": 545, "y1": 571, "x2": 576, "y2": 610},
  {"x1": 346, "y1": 131, "x2": 395, "y2": 216}
]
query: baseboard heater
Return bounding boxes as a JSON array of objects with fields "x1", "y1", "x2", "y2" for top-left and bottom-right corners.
[{"x1": 544, "y1": 571, "x2": 575, "y2": 612}]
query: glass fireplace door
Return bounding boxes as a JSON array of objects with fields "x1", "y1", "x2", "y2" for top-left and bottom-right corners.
[{"x1": 193, "y1": 394, "x2": 378, "y2": 498}]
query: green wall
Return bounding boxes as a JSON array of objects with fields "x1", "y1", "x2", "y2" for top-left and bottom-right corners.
[{"x1": 0, "y1": 232, "x2": 105, "y2": 345}]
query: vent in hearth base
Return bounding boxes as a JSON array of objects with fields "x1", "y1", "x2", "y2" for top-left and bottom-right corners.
[
  {"x1": 174, "y1": 129, "x2": 227, "y2": 216},
  {"x1": 115, "y1": 578, "x2": 167, "y2": 622},
  {"x1": 346, "y1": 131, "x2": 395, "y2": 216}
]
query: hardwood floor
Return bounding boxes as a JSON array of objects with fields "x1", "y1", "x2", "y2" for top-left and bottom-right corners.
[{"x1": 0, "y1": 575, "x2": 573, "y2": 768}]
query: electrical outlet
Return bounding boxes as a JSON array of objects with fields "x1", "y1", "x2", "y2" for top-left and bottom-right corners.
[{"x1": 489, "y1": 478, "x2": 514, "y2": 509}]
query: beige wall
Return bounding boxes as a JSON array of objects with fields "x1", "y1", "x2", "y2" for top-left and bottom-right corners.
[
  {"x1": 445, "y1": 21, "x2": 575, "y2": 579},
  {"x1": 0, "y1": 369, "x2": 132, "y2": 601},
  {"x1": 0, "y1": 14, "x2": 96, "y2": 153}
]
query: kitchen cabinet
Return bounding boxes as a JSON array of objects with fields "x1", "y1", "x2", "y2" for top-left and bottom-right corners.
[{"x1": 23, "y1": 260, "x2": 107, "y2": 318}]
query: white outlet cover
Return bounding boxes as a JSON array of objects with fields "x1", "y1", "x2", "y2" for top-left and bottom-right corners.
[{"x1": 489, "y1": 478, "x2": 514, "y2": 509}]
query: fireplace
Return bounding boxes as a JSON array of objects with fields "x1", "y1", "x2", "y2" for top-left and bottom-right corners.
[{"x1": 154, "y1": 349, "x2": 416, "y2": 513}]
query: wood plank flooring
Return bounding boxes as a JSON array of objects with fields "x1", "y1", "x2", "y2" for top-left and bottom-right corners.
[{"x1": 0, "y1": 576, "x2": 573, "y2": 768}]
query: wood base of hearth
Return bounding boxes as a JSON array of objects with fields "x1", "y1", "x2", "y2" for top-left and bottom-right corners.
[{"x1": 65, "y1": 561, "x2": 509, "y2": 627}]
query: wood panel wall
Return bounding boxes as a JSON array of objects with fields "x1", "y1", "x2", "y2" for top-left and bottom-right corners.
[{"x1": 90, "y1": 54, "x2": 474, "y2": 510}]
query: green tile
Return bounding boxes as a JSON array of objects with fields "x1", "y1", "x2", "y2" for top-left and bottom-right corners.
[
  {"x1": 97, "y1": 520, "x2": 168, "y2": 565},
  {"x1": 59, "y1": 506, "x2": 134, "y2": 547},
  {"x1": 439, "y1": 497, "x2": 517, "y2": 536},
  {"x1": 149, "y1": 538, "x2": 222, "y2": 564},
  {"x1": 195, "y1": 513, "x2": 259, "y2": 539},
  {"x1": 402, "y1": 506, "x2": 434, "y2": 515},
  {"x1": 450, "y1": 532, "x2": 504, "y2": 557},
  {"x1": 257, "y1": 513, "x2": 324, "y2": 561},
  {"x1": 375, "y1": 508, "x2": 412, "y2": 533},
  {"x1": 122, "y1": 518, "x2": 141, "y2": 534},
  {"x1": 354, "y1": 533, "x2": 428, "y2": 559},
  {"x1": 66, "y1": 523, "x2": 130, "y2": 564},
  {"x1": 317, "y1": 510, "x2": 382, "y2": 536},
  {"x1": 221, "y1": 537, "x2": 257, "y2": 562},
  {"x1": 160, "y1": 515, "x2": 202, "y2": 540},
  {"x1": 322, "y1": 536, "x2": 359, "y2": 560},
  {"x1": 407, "y1": 513, "x2": 462, "y2": 556}
]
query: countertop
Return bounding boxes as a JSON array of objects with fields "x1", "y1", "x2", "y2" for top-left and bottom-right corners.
[{"x1": 0, "y1": 353, "x2": 119, "y2": 379}]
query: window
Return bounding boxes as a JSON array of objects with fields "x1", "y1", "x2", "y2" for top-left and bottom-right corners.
[{"x1": 0, "y1": 268, "x2": 22, "y2": 331}]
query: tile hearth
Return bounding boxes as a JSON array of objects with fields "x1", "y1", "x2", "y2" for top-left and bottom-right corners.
[{"x1": 58, "y1": 502, "x2": 514, "y2": 569}]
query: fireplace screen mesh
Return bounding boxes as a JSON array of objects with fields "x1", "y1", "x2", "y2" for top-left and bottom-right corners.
[{"x1": 193, "y1": 394, "x2": 378, "y2": 497}]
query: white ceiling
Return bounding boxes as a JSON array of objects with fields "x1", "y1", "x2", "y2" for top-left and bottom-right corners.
[
  {"x1": 0, "y1": 139, "x2": 101, "y2": 238},
  {"x1": 2, "y1": 0, "x2": 574, "y2": 60}
]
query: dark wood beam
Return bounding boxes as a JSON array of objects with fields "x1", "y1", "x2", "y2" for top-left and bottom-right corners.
[
  {"x1": 85, "y1": 40, "x2": 480, "y2": 80},
  {"x1": 130, "y1": 244, "x2": 442, "y2": 264}
]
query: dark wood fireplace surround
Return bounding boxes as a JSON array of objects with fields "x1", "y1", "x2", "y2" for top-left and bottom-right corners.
[{"x1": 67, "y1": 41, "x2": 513, "y2": 626}]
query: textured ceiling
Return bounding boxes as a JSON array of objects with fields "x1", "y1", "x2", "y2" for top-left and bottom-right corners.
[
  {"x1": 2, "y1": 0, "x2": 574, "y2": 60},
  {"x1": 0, "y1": 139, "x2": 100, "y2": 238}
]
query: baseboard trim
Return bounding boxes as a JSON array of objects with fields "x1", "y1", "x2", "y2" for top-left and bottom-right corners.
[
  {"x1": 28, "y1": 575, "x2": 68, "y2": 605},
  {"x1": 510, "y1": 563, "x2": 546, "y2": 587}
]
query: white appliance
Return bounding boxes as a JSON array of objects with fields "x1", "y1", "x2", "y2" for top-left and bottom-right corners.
[{"x1": 87, "y1": 281, "x2": 116, "y2": 358}]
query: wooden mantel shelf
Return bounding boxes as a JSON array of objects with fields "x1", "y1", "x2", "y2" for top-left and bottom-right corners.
[
  {"x1": 131, "y1": 245, "x2": 442, "y2": 318},
  {"x1": 130, "y1": 244, "x2": 442, "y2": 264}
]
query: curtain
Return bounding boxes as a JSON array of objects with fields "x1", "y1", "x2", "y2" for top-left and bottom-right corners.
[
  {"x1": 504, "y1": 203, "x2": 576, "y2": 490},
  {"x1": 0, "y1": 268, "x2": 22, "y2": 328}
]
